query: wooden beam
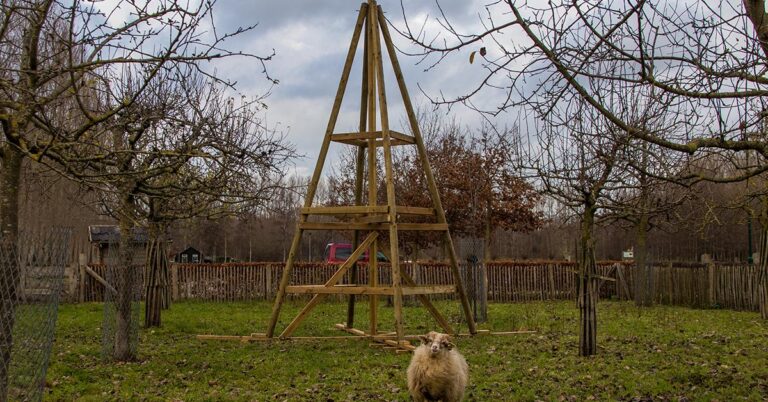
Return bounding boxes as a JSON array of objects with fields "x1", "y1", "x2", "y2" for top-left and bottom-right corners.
[
  {"x1": 301, "y1": 205, "x2": 388, "y2": 215},
  {"x1": 355, "y1": 214, "x2": 390, "y2": 224},
  {"x1": 335, "y1": 323, "x2": 367, "y2": 336},
  {"x1": 331, "y1": 131, "x2": 381, "y2": 141},
  {"x1": 335, "y1": 324, "x2": 416, "y2": 352},
  {"x1": 331, "y1": 130, "x2": 415, "y2": 145},
  {"x1": 397, "y1": 223, "x2": 448, "y2": 231},
  {"x1": 197, "y1": 335, "x2": 254, "y2": 342},
  {"x1": 390, "y1": 131, "x2": 416, "y2": 144},
  {"x1": 365, "y1": 4, "x2": 379, "y2": 337},
  {"x1": 299, "y1": 222, "x2": 448, "y2": 231},
  {"x1": 299, "y1": 222, "x2": 384, "y2": 230},
  {"x1": 301, "y1": 205, "x2": 434, "y2": 216},
  {"x1": 401, "y1": 285, "x2": 457, "y2": 295},
  {"x1": 380, "y1": 339, "x2": 416, "y2": 351},
  {"x1": 304, "y1": 286, "x2": 393, "y2": 296},
  {"x1": 347, "y1": 68, "x2": 367, "y2": 331},
  {"x1": 286, "y1": 285, "x2": 396, "y2": 295},
  {"x1": 396, "y1": 206, "x2": 436, "y2": 216},
  {"x1": 370, "y1": 1, "x2": 405, "y2": 342}
]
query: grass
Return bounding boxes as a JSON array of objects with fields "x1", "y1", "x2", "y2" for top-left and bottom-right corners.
[{"x1": 45, "y1": 299, "x2": 768, "y2": 401}]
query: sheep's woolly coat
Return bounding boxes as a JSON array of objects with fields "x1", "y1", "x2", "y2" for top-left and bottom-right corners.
[{"x1": 406, "y1": 331, "x2": 469, "y2": 402}]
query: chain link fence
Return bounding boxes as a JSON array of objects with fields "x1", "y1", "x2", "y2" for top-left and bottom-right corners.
[
  {"x1": 101, "y1": 240, "x2": 145, "y2": 362},
  {"x1": 0, "y1": 228, "x2": 71, "y2": 402}
]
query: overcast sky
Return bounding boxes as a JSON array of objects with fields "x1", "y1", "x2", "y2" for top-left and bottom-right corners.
[{"x1": 207, "y1": 0, "x2": 502, "y2": 177}]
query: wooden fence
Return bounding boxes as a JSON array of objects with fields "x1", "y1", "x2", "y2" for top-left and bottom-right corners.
[{"x1": 78, "y1": 261, "x2": 764, "y2": 312}]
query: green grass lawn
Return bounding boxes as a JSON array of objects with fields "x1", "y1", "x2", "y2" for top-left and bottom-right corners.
[{"x1": 46, "y1": 299, "x2": 768, "y2": 401}]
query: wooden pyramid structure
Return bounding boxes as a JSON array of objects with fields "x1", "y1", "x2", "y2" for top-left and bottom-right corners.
[{"x1": 266, "y1": 0, "x2": 477, "y2": 347}]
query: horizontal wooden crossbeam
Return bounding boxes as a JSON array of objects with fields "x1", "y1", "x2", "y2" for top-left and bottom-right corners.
[
  {"x1": 301, "y1": 206, "x2": 388, "y2": 215},
  {"x1": 396, "y1": 206, "x2": 436, "y2": 216},
  {"x1": 300, "y1": 206, "x2": 435, "y2": 216},
  {"x1": 285, "y1": 284, "x2": 456, "y2": 295},
  {"x1": 298, "y1": 222, "x2": 448, "y2": 231},
  {"x1": 331, "y1": 130, "x2": 415, "y2": 147}
]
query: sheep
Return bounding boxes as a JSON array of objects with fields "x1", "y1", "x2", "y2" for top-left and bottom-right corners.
[{"x1": 406, "y1": 331, "x2": 469, "y2": 402}]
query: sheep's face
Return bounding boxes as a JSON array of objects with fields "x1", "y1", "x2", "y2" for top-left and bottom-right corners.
[{"x1": 419, "y1": 331, "x2": 454, "y2": 357}]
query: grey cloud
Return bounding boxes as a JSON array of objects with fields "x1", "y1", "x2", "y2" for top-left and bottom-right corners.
[{"x1": 208, "y1": 0, "x2": 502, "y2": 173}]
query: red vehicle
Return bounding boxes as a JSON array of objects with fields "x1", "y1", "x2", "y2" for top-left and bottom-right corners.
[{"x1": 324, "y1": 243, "x2": 389, "y2": 263}]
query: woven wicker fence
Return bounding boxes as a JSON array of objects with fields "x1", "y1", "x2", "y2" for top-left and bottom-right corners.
[{"x1": 79, "y1": 261, "x2": 762, "y2": 311}]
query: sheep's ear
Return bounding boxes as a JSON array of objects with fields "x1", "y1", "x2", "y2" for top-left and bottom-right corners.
[
  {"x1": 445, "y1": 341, "x2": 455, "y2": 350},
  {"x1": 419, "y1": 335, "x2": 430, "y2": 344}
]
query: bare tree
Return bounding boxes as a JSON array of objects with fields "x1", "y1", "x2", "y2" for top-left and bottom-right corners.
[
  {"x1": 90, "y1": 70, "x2": 294, "y2": 351},
  {"x1": 0, "y1": 0, "x2": 273, "y2": 380},
  {"x1": 521, "y1": 94, "x2": 638, "y2": 356}
]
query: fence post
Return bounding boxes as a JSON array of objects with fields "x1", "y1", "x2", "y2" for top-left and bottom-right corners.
[
  {"x1": 78, "y1": 253, "x2": 87, "y2": 303},
  {"x1": 708, "y1": 262, "x2": 715, "y2": 307},
  {"x1": 171, "y1": 263, "x2": 179, "y2": 301},
  {"x1": 547, "y1": 264, "x2": 555, "y2": 299},
  {"x1": 266, "y1": 265, "x2": 273, "y2": 300},
  {"x1": 616, "y1": 263, "x2": 631, "y2": 300}
]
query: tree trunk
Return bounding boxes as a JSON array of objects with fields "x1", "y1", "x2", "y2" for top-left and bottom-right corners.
[
  {"x1": 114, "y1": 198, "x2": 137, "y2": 361},
  {"x1": 578, "y1": 204, "x2": 598, "y2": 356},
  {"x1": 144, "y1": 223, "x2": 168, "y2": 327},
  {"x1": 483, "y1": 202, "x2": 493, "y2": 263},
  {"x1": 758, "y1": 227, "x2": 768, "y2": 319},
  {"x1": 758, "y1": 196, "x2": 768, "y2": 319},
  {"x1": 744, "y1": 0, "x2": 768, "y2": 59},
  {"x1": 634, "y1": 210, "x2": 652, "y2": 306},
  {"x1": 0, "y1": 144, "x2": 22, "y2": 399}
]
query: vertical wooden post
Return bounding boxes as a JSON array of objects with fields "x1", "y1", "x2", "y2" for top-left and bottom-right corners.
[
  {"x1": 365, "y1": 2, "x2": 379, "y2": 336},
  {"x1": 708, "y1": 262, "x2": 715, "y2": 306},
  {"x1": 78, "y1": 253, "x2": 87, "y2": 303},
  {"x1": 548, "y1": 263, "x2": 556, "y2": 299},
  {"x1": 378, "y1": 6, "x2": 476, "y2": 334},
  {"x1": 171, "y1": 263, "x2": 179, "y2": 301},
  {"x1": 265, "y1": 265, "x2": 273, "y2": 300},
  {"x1": 347, "y1": 6, "x2": 371, "y2": 328},
  {"x1": 370, "y1": 0, "x2": 405, "y2": 341}
]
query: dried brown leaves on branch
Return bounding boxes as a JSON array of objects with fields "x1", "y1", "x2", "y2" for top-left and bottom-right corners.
[{"x1": 326, "y1": 110, "x2": 542, "y2": 257}]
